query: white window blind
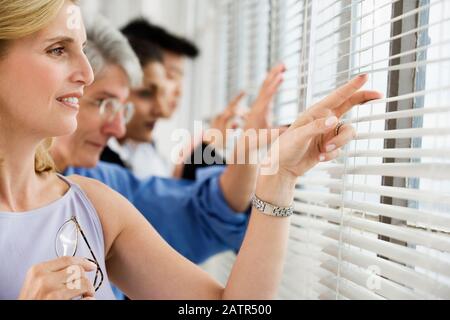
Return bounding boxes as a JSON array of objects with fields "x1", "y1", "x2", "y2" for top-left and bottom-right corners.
[
  {"x1": 204, "y1": 0, "x2": 450, "y2": 299},
  {"x1": 270, "y1": 0, "x2": 312, "y2": 125},
  {"x1": 288, "y1": 0, "x2": 450, "y2": 300},
  {"x1": 243, "y1": 0, "x2": 270, "y2": 103},
  {"x1": 218, "y1": 0, "x2": 271, "y2": 108}
]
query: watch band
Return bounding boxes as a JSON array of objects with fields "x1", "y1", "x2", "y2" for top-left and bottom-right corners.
[{"x1": 251, "y1": 194, "x2": 294, "y2": 217}]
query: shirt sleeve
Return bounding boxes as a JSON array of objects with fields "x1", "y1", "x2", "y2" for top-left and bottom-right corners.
[{"x1": 65, "y1": 162, "x2": 250, "y2": 264}]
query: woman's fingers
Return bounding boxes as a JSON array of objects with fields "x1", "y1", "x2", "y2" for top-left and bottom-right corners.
[
  {"x1": 60, "y1": 277, "x2": 96, "y2": 300},
  {"x1": 277, "y1": 125, "x2": 289, "y2": 137},
  {"x1": 292, "y1": 110, "x2": 331, "y2": 129},
  {"x1": 319, "y1": 149, "x2": 341, "y2": 162},
  {"x1": 43, "y1": 256, "x2": 97, "y2": 273},
  {"x1": 32, "y1": 264, "x2": 96, "y2": 300},
  {"x1": 296, "y1": 116, "x2": 339, "y2": 141},
  {"x1": 334, "y1": 90, "x2": 383, "y2": 117},
  {"x1": 263, "y1": 126, "x2": 289, "y2": 145},
  {"x1": 322, "y1": 124, "x2": 356, "y2": 153},
  {"x1": 292, "y1": 76, "x2": 382, "y2": 129},
  {"x1": 316, "y1": 74, "x2": 369, "y2": 111},
  {"x1": 55, "y1": 265, "x2": 96, "y2": 300},
  {"x1": 19, "y1": 257, "x2": 98, "y2": 300},
  {"x1": 318, "y1": 125, "x2": 355, "y2": 162}
]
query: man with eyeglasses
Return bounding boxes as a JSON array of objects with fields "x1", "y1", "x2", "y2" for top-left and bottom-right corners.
[{"x1": 100, "y1": 37, "x2": 178, "y2": 177}]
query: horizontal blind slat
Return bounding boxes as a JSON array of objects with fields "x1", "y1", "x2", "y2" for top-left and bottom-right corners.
[
  {"x1": 288, "y1": 228, "x2": 450, "y2": 298},
  {"x1": 297, "y1": 178, "x2": 450, "y2": 205},
  {"x1": 318, "y1": 163, "x2": 450, "y2": 180},
  {"x1": 323, "y1": 229, "x2": 450, "y2": 278},
  {"x1": 321, "y1": 259, "x2": 426, "y2": 300},
  {"x1": 294, "y1": 190, "x2": 450, "y2": 229},
  {"x1": 292, "y1": 204, "x2": 450, "y2": 251}
]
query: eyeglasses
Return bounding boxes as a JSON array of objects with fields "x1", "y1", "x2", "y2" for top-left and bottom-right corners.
[
  {"x1": 83, "y1": 98, "x2": 135, "y2": 124},
  {"x1": 55, "y1": 216, "x2": 104, "y2": 292}
]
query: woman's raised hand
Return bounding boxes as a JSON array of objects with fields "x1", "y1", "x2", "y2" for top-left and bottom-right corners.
[{"x1": 266, "y1": 74, "x2": 382, "y2": 181}]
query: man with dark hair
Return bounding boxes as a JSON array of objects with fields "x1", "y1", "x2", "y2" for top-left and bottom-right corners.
[
  {"x1": 121, "y1": 19, "x2": 199, "y2": 116},
  {"x1": 99, "y1": 36, "x2": 174, "y2": 172},
  {"x1": 102, "y1": 19, "x2": 234, "y2": 180},
  {"x1": 121, "y1": 18, "x2": 199, "y2": 58}
]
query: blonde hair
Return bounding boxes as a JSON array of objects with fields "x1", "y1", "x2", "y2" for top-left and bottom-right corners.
[{"x1": 0, "y1": 0, "x2": 76, "y2": 173}]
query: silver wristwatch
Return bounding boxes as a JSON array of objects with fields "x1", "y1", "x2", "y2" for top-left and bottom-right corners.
[{"x1": 251, "y1": 194, "x2": 294, "y2": 217}]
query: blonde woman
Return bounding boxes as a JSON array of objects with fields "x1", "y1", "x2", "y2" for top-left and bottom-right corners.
[{"x1": 0, "y1": 0, "x2": 381, "y2": 300}]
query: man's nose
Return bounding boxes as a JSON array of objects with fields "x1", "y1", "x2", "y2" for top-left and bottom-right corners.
[{"x1": 101, "y1": 112, "x2": 127, "y2": 139}]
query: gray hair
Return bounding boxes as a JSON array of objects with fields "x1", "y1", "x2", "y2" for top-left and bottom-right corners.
[{"x1": 84, "y1": 15, "x2": 143, "y2": 88}]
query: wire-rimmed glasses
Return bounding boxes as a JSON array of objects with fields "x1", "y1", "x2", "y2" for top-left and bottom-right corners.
[
  {"x1": 83, "y1": 97, "x2": 135, "y2": 124},
  {"x1": 55, "y1": 216, "x2": 104, "y2": 292}
]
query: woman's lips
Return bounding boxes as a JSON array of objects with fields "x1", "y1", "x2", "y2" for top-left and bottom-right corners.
[
  {"x1": 86, "y1": 141, "x2": 105, "y2": 150},
  {"x1": 56, "y1": 97, "x2": 80, "y2": 111}
]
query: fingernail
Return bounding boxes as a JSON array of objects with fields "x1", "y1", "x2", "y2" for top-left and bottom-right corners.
[
  {"x1": 319, "y1": 154, "x2": 326, "y2": 162},
  {"x1": 85, "y1": 259, "x2": 97, "y2": 269},
  {"x1": 325, "y1": 116, "x2": 338, "y2": 127},
  {"x1": 326, "y1": 144, "x2": 336, "y2": 153}
]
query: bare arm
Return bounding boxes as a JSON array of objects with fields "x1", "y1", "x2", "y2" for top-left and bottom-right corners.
[
  {"x1": 219, "y1": 64, "x2": 286, "y2": 212},
  {"x1": 219, "y1": 72, "x2": 381, "y2": 213},
  {"x1": 74, "y1": 174, "x2": 292, "y2": 299},
  {"x1": 68, "y1": 75, "x2": 381, "y2": 300}
]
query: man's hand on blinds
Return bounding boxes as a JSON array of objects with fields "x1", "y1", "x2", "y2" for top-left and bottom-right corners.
[
  {"x1": 237, "y1": 63, "x2": 287, "y2": 150},
  {"x1": 245, "y1": 64, "x2": 285, "y2": 127},
  {"x1": 205, "y1": 91, "x2": 247, "y2": 148}
]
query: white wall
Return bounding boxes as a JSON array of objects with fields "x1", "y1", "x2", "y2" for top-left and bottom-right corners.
[{"x1": 81, "y1": 0, "x2": 186, "y2": 32}]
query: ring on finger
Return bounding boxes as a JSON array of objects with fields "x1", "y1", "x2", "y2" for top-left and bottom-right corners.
[{"x1": 335, "y1": 121, "x2": 345, "y2": 136}]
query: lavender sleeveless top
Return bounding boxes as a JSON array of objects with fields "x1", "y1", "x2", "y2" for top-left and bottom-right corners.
[{"x1": 0, "y1": 175, "x2": 116, "y2": 300}]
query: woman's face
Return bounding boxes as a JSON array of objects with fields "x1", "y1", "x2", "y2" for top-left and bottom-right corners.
[
  {"x1": 125, "y1": 61, "x2": 177, "y2": 142},
  {"x1": 52, "y1": 64, "x2": 130, "y2": 169},
  {"x1": 0, "y1": 1, "x2": 94, "y2": 141}
]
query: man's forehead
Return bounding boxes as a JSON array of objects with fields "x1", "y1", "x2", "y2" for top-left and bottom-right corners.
[{"x1": 163, "y1": 51, "x2": 184, "y2": 65}]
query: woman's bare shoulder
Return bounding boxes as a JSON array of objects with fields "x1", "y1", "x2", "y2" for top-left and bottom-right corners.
[
  {"x1": 65, "y1": 174, "x2": 137, "y2": 256},
  {"x1": 67, "y1": 174, "x2": 134, "y2": 205},
  {"x1": 67, "y1": 174, "x2": 116, "y2": 197}
]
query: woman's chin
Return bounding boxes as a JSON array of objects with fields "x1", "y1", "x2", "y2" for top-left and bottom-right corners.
[
  {"x1": 48, "y1": 119, "x2": 78, "y2": 138},
  {"x1": 79, "y1": 154, "x2": 100, "y2": 169}
]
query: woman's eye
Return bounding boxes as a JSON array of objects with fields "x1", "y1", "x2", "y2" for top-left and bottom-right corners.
[{"x1": 48, "y1": 47, "x2": 65, "y2": 56}]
